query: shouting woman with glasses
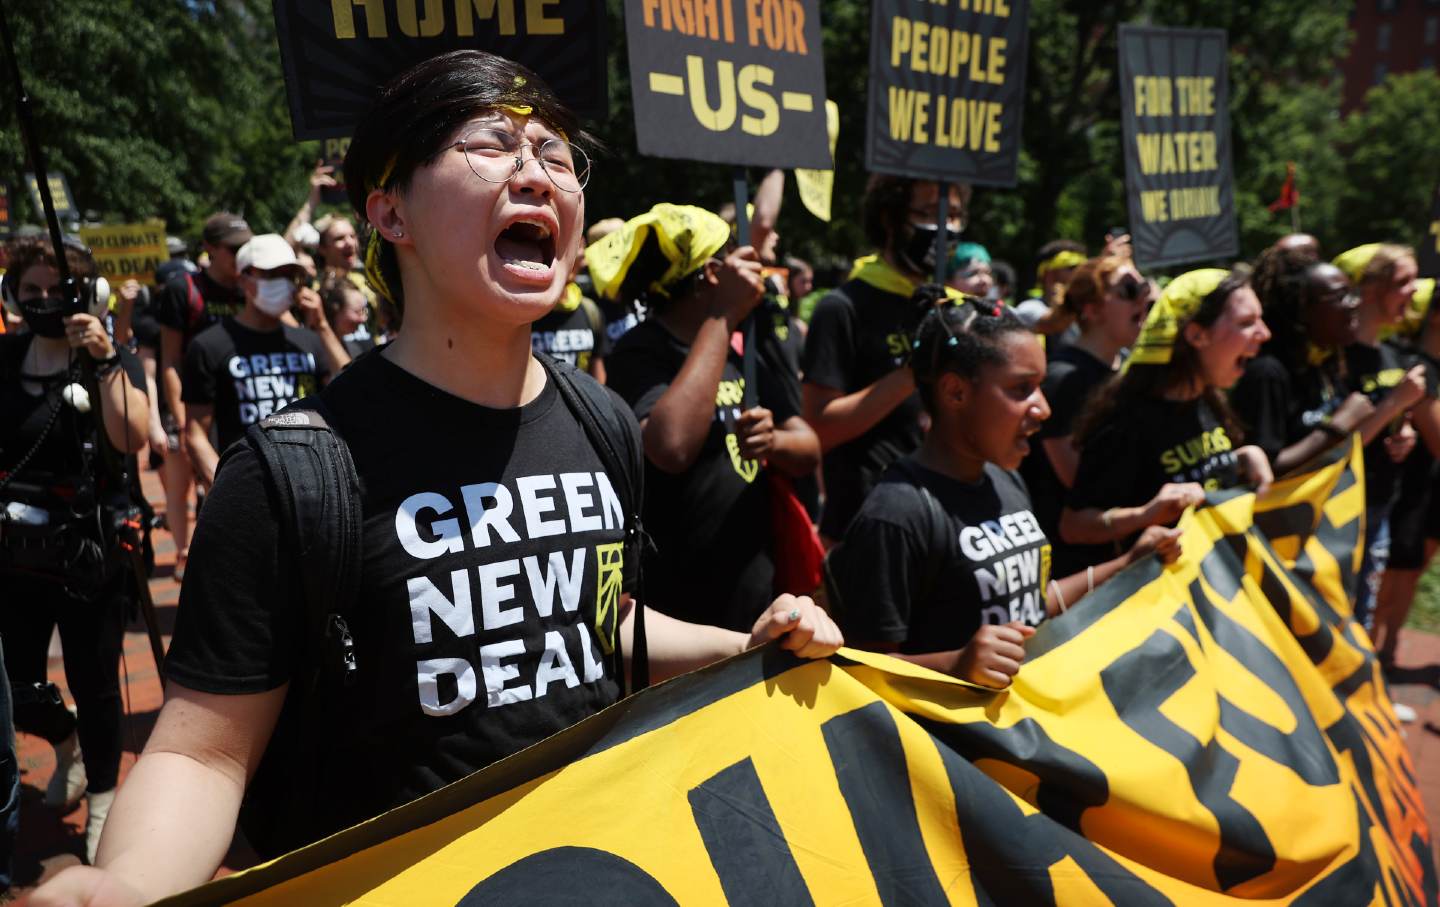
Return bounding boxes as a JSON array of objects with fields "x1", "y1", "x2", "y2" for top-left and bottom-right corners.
[
  {"x1": 1019, "y1": 254, "x2": 1154, "y2": 576},
  {"x1": 33, "y1": 51, "x2": 840, "y2": 907},
  {"x1": 826, "y1": 287, "x2": 1179, "y2": 690}
]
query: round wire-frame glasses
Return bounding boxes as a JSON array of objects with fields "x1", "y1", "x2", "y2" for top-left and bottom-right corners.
[{"x1": 451, "y1": 128, "x2": 590, "y2": 193}]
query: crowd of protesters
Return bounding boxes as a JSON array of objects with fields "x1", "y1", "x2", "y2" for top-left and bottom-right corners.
[{"x1": 0, "y1": 50, "x2": 1435, "y2": 904}]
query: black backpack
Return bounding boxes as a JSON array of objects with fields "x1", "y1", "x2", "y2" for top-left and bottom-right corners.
[{"x1": 229, "y1": 353, "x2": 649, "y2": 857}]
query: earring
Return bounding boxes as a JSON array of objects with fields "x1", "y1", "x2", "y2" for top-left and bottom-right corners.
[{"x1": 392, "y1": 230, "x2": 404, "y2": 239}]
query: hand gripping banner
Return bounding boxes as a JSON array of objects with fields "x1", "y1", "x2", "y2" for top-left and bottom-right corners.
[{"x1": 160, "y1": 439, "x2": 1435, "y2": 906}]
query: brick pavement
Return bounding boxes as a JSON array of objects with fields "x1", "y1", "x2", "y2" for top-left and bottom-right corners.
[{"x1": 12, "y1": 464, "x2": 1440, "y2": 895}]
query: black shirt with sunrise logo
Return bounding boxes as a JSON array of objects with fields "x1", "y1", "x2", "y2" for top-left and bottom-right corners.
[
  {"x1": 801, "y1": 278, "x2": 925, "y2": 539},
  {"x1": 532, "y1": 298, "x2": 610, "y2": 372},
  {"x1": 607, "y1": 318, "x2": 796, "y2": 631},
  {"x1": 1066, "y1": 396, "x2": 1241, "y2": 567},
  {"x1": 165, "y1": 352, "x2": 634, "y2": 844},
  {"x1": 1231, "y1": 353, "x2": 1348, "y2": 472},
  {"x1": 1345, "y1": 341, "x2": 1438, "y2": 507},
  {"x1": 829, "y1": 459, "x2": 1052, "y2": 653}
]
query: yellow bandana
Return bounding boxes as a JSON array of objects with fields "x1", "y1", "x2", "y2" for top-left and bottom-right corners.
[
  {"x1": 559, "y1": 281, "x2": 583, "y2": 313},
  {"x1": 1380, "y1": 276, "x2": 1435, "y2": 341},
  {"x1": 1037, "y1": 249, "x2": 1086, "y2": 276},
  {"x1": 848, "y1": 255, "x2": 962, "y2": 301},
  {"x1": 585, "y1": 204, "x2": 730, "y2": 302},
  {"x1": 1332, "y1": 244, "x2": 1381, "y2": 284},
  {"x1": 1126, "y1": 268, "x2": 1229, "y2": 368}
]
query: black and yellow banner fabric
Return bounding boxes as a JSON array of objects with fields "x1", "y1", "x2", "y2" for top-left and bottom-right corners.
[
  {"x1": 1118, "y1": 25, "x2": 1240, "y2": 270},
  {"x1": 623, "y1": 0, "x2": 831, "y2": 169},
  {"x1": 161, "y1": 440, "x2": 1434, "y2": 906},
  {"x1": 865, "y1": 0, "x2": 1030, "y2": 186},
  {"x1": 270, "y1": 0, "x2": 607, "y2": 140}
]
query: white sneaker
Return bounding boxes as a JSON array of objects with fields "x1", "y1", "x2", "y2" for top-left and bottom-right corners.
[
  {"x1": 44, "y1": 730, "x2": 87, "y2": 810},
  {"x1": 1393, "y1": 702, "x2": 1420, "y2": 723},
  {"x1": 85, "y1": 788, "x2": 116, "y2": 865}
]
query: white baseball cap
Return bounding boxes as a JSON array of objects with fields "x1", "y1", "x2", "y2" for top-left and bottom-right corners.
[{"x1": 236, "y1": 234, "x2": 303, "y2": 276}]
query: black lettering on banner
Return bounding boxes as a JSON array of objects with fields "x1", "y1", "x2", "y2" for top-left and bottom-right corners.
[
  {"x1": 457, "y1": 846, "x2": 679, "y2": 905},
  {"x1": 820, "y1": 702, "x2": 949, "y2": 904},
  {"x1": 271, "y1": 1, "x2": 607, "y2": 140},
  {"x1": 924, "y1": 726, "x2": 1174, "y2": 906},
  {"x1": 622, "y1": 0, "x2": 830, "y2": 168},
  {"x1": 1117, "y1": 26, "x2": 1238, "y2": 269},
  {"x1": 865, "y1": 0, "x2": 1031, "y2": 186},
  {"x1": 687, "y1": 758, "x2": 815, "y2": 905},
  {"x1": 1100, "y1": 617, "x2": 1277, "y2": 891}
]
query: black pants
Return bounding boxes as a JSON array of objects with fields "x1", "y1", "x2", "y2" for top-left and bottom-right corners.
[{"x1": 2, "y1": 573, "x2": 126, "y2": 794}]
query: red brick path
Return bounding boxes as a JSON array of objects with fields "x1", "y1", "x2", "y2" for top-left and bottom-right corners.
[{"x1": 12, "y1": 465, "x2": 1440, "y2": 896}]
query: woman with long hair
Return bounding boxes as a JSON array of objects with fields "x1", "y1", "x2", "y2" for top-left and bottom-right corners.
[{"x1": 1058, "y1": 268, "x2": 1275, "y2": 565}]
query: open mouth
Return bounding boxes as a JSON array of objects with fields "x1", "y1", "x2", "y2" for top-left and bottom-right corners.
[{"x1": 494, "y1": 216, "x2": 557, "y2": 277}]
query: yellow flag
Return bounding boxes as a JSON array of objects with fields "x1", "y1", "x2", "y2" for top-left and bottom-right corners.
[{"x1": 795, "y1": 100, "x2": 839, "y2": 223}]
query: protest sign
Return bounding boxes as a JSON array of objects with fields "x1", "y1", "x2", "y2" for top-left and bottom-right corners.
[
  {"x1": 1118, "y1": 25, "x2": 1239, "y2": 269},
  {"x1": 24, "y1": 172, "x2": 76, "y2": 221},
  {"x1": 865, "y1": 0, "x2": 1030, "y2": 186},
  {"x1": 78, "y1": 220, "x2": 169, "y2": 288},
  {"x1": 271, "y1": 0, "x2": 607, "y2": 140},
  {"x1": 319, "y1": 137, "x2": 352, "y2": 208},
  {"x1": 159, "y1": 440, "x2": 1434, "y2": 907},
  {"x1": 1419, "y1": 183, "x2": 1440, "y2": 279},
  {"x1": 623, "y1": 0, "x2": 830, "y2": 169}
]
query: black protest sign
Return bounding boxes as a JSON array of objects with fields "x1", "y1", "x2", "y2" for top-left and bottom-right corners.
[
  {"x1": 271, "y1": 0, "x2": 607, "y2": 141},
  {"x1": 1419, "y1": 183, "x2": 1440, "y2": 278},
  {"x1": 1118, "y1": 25, "x2": 1238, "y2": 270},
  {"x1": 24, "y1": 172, "x2": 77, "y2": 220},
  {"x1": 320, "y1": 137, "x2": 352, "y2": 207},
  {"x1": 865, "y1": 0, "x2": 1029, "y2": 187},
  {"x1": 623, "y1": 0, "x2": 830, "y2": 169}
]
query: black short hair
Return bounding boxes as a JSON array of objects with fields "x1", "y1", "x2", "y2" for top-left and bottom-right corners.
[
  {"x1": 908, "y1": 284, "x2": 1030, "y2": 412},
  {"x1": 344, "y1": 50, "x2": 592, "y2": 311}
]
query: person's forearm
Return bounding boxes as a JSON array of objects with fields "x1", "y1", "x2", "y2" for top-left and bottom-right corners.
[
  {"x1": 186, "y1": 426, "x2": 220, "y2": 486},
  {"x1": 112, "y1": 309, "x2": 134, "y2": 347},
  {"x1": 1415, "y1": 398, "x2": 1440, "y2": 458},
  {"x1": 1059, "y1": 505, "x2": 1148, "y2": 545},
  {"x1": 882, "y1": 649, "x2": 960, "y2": 676},
  {"x1": 767, "y1": 421, "x2": 820, "y2": 477},
  {"x1": 312, "y1": 319, "x2": 352, "y2": 377},
  {"x1": 1047, "y1": 553, "x2": 1130, "y2": 617},
  {"x1": 98, "y1": 368, "x2": 150, "y2": 453},
  {"x1": 94, "y1": 751, "x2": 243, "y2": 901},
  {"x1": 283, "y1": 192, "x2": 318, "y2": 245},
  {"x1": 1274, "y1": 430, "x2": 1345, "y2": 477},
  {"x1": 805, "y1": 370, "x2": 915, "y2": 452},
  {"x1": 621, "y1": 602, "x2": 747, "y2": 684},
  {"x1": 750, "y1": 169, "x2": 784, "y2": 248},
  {"x1": 1359, "y1": 395, "x2": 1408, "y2": 446},
  {"x1": 1031, "y1": 306, "x2": 1075, "y2": 336},
  {"x1": 643, "y1": 316, "x2": 732, "y2": 473}
]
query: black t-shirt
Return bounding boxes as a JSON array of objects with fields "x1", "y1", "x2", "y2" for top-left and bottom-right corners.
[
  {"x1": 801, "y1": 277, "x2": 925, "y2": 539},
  {"x1": 607, "y1": 318, "x2": 794, "y2": 631},
  {"x1": 756, "y1": 288, "x2": 805, "y2": 420},
  {"x1": 1067, "y1": 396, "x2": 1242, "y2": 567},
  {"x1": 532, "y1": 299, "x2": 610, "y2": 372},
  {"x1": 598, "y1": 297, "x2": 643, "y2": 348},
  {"x1": 1020, "y1": 345, "x2": 1112, "y2": 550},
  {"x1": 830, "y1": 459, "x2": 1051, "y2": 653},
  {"x1": 1345, "y1": 341, "x2": 1438, "y2": 507},
  {"x1": 165, "y1": 352, "x2": 633, "y2": 839},
  {"x1": 181, "y1": 318, "x2": 331, "y2": 454},
  {"x1": 1231, "y1": 354, "x2": 1347, "y2": 469},
  {"x1": 154, "y1": 270, "x2": 245, "y2": 349},
  {"x1": 0, "y1": 335, "x2": 147, "y2": 485}
]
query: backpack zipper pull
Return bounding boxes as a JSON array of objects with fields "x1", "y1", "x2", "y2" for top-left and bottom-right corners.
[{"x1": 328, "y1": 614, "x2": 358, "y2": 686}]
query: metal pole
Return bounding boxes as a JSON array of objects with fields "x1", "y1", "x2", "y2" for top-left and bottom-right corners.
[{"x1": 934, "y1": 183, "x2": 950, "y2": 285}]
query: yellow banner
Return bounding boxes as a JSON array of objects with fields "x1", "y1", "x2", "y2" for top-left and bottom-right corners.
[
  {"x1": 77, "y1": 219, "x2": 168, "y2": 287},
  {"x1": 160, "y1": 439, "x2": 1434, "y2": 906}
]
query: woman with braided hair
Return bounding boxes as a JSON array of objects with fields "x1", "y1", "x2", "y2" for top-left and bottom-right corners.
[{"x1": 827, "y1": 286, "x2": 1179, "y2": 690}]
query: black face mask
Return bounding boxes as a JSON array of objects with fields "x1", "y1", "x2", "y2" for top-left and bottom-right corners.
[
  {"x1": 18, "y1": 296, "x2": 69, "y2": 338},
  {"x1": 898, "y1": 222, "x2": 962, "y2": 276}
]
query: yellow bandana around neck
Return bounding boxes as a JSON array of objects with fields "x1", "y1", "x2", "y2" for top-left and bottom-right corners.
[
  {"x1": 1126, "y1": 268, "x2": 1229, "y2": 369},
  {"x1": 558, "y1": 281, "x2": 583, "y2": 312},
  {"x1": 848, "y1": 255, "x2": 962, "y2": 301},
  {"x1": 585, "y1": 204, "x2": 730, "y2": 302}
]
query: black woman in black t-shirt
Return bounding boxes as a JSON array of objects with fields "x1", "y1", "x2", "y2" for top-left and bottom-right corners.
[
  {"x1": 34, "y1": 51, "x2": 842, "y2": 907},
  {"x1": 1, "y1": 237, "x2": 149, "y2": 863},
  {"x1": 1019, "y1": 253, "x2": 1151, "y2": 575},
  {"x1": 1233, "y1": 262, "x2": 1389, "y2": 478},
  {"x1": 1061, "y1": 268, "x2": 1275, "y2": 568},
  {"x1": 830, "y1": 289, "x2": 1179, "y2": 690}
]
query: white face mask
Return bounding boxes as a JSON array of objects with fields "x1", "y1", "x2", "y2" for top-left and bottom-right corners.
[{"x1": 253, "y1": 277, "x2": 294, "y2": 317}]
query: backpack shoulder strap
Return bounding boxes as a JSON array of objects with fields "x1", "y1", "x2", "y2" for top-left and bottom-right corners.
[
  {"x1": 536, "y1": 353, "x2": 649, "y2": 692},
  {"x1": 228, "y1": 396, "x2": 363, "y2": 687}
]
